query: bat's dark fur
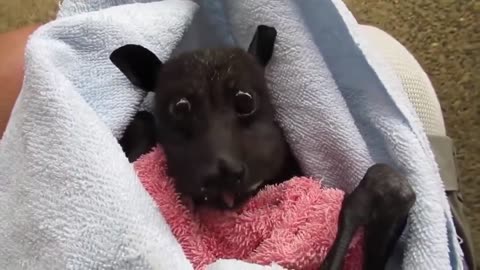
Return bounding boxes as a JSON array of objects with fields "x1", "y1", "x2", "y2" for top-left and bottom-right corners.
[
  {"x1": 111, "y1": 25, "x2": 415, "y2": 270},
  {"x1": 114, "y1": 27, "x2": 299, "y2": 208}
]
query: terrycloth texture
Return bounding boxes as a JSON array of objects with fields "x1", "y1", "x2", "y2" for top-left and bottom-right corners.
[
  {"x1": 220, "y1": 1, "x2": 463, "y2": 269},
  {"x1": 0, "y1": 1, "x2": 198, "y2": 269},
  {"x1": 135, "y1": 147, "x2": 364, "y2": 270},
  {"x1": 0, "y1": 0, "x2": 463, "y2": 270}
]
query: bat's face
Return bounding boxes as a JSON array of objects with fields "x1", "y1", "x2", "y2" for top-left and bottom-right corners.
[
  {"x1": 152, "y1": 48, "x2": 292, "y2": 208},
  {"x1": 111, "y1": 25, "x2": 299, "y2": 208}
]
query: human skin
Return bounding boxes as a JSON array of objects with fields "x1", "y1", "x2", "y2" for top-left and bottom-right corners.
[{"x1": 0, "y1": 24, "x2": 40, "y2": 137}]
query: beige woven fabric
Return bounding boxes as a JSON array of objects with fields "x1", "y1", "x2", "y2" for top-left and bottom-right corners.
[
  {"x1": 359, "y1": 25, "x2": 446, "y2": 136},
  {"x1": 359, "y1": 25, "x2": 477, "y2": 269}
]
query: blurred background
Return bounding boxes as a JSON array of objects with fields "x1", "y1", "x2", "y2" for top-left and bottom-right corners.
[{"x1": 1, "y1": 0, "x2": 478, "y2": 263}]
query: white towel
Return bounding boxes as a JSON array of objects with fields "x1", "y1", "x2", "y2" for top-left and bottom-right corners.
[{"x1": 0, "y1": 0, "x2": 463, "y2": 269}]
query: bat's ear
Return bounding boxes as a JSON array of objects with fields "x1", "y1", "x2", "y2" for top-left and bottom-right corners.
[
  {"x1": 247, "y1": 25, "x2": 277, "y2": 67},
  {"x1": 110, "y1": 44, "x2": 162, "y2": 92}
]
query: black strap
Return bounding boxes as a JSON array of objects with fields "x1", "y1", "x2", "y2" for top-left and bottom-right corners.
[{"x1": 428, "y1": 135, "x2": 475, "y2": 270}]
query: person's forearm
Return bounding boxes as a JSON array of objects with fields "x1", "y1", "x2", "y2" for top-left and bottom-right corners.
[{"x1": 0, "y1": 24, "x2": 40, "y2": 137}]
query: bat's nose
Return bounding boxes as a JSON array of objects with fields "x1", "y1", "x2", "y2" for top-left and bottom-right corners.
[{"x1": 202, "y1": 156, "x2": 246, "y2": 188}]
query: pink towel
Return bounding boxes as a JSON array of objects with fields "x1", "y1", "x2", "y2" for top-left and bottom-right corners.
[{"x1": 134, "y1": 147, "x2": 363, "y2": 270}]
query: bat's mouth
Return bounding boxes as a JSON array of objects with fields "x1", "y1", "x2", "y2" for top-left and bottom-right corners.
[
  {"x1": 246, "y1": 180, "x2": 265, "y2": 192},
  {"x1": 220, "y1": 191, "x2": 236, "y2": 208},
  {"x1": 191, "y1": 179, "x2": 266, "y2": 209}
]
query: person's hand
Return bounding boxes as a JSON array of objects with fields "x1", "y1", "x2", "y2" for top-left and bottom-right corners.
[{"x1": 0, "y1": 24, "x2": 40, "y2": 137}]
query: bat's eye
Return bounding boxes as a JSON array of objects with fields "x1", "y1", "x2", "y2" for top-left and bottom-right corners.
[
  {"x1": 169, "y1": 98, "x2": 191, "y2": 118},
  {"x1": 234, "y1": 90, "x2": 256, "y2": 117}
]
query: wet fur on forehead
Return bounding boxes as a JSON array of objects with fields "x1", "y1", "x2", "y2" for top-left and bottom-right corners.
[{"x1": 154, "y1": 48, "x2": 268, "y2": 101}]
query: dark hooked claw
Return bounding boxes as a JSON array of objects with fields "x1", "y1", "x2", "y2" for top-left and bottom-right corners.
[{"x1": 321, "y1": 164, "x2": 416, "y2": 270}]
